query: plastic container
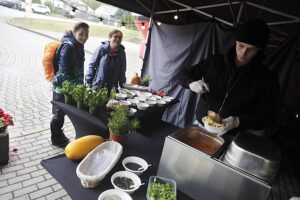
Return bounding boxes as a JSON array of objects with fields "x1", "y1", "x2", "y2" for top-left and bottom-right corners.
[{"x1": 146, "y1": 176, "x2": 176, "y2": 200}]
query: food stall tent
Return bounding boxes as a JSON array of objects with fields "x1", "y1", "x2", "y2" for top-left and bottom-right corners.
[
  {"x1": 94, "y1": 1, "x2": 300, "y2": 198},
  {"x1": 96, "y1": 0, "x2": 300, "y2": 129}
]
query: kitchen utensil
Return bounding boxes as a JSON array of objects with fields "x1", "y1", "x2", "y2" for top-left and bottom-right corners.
[{"x1": 207, "y1": 110, "x2": 222, "y2": 123}]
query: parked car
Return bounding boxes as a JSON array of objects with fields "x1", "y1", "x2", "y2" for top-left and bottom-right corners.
[
  {"x1": 31, "y1": 3, "x2": 51, "y2": 15},
  {"x1": 0, "y1": 0, "x2": 19, "y2": 8}
]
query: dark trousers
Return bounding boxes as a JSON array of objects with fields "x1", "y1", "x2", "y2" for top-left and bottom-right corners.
[{"x1": 50, "y1": 92, "x2": 65, "y2": 137}]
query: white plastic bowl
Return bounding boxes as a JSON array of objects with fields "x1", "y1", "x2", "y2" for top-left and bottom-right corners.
[
  {"x1": 119, "y1": 88, "x2": 129, "y2": 94},
  {"x1": 137, "y1": 103, "x2": 149, "y2": 110},
  {"x1": 146, "y1": 96, "x2": 156, "y2": 101},
  {"x1": 145, "y1": 100, "x2": 156, "y2": 107},
  {"x1": 98, "y1": 189, "x2": 132, "y2": 200},
  {"x1": 122, "y1": 156, "x2": 150, "y2": 175},
  {"x1": 156, "y1": 100, "x2": 166, "y2": 107},
  {"x1": 140, "y1": 92, "x2": 152, "y2": 97},
  {"x1": 130, "y1": 90, "x2": 140, "y2": 96},
  {"x1": 111, "y1": 171, "x2": 143, "y2": 194},
  {"x1": 127, "y1": 99, "x2": 139, "y2": 106},
  {"x1": 151, "y1": 95, "x2": 162, "y2": 100},
  {"x1": 134, "y1": 96, "x2": 146, "y2": 102},
  {"x1": 116, "y1": 93, "x2": 127, "y2": 100},
  {"x1": 162, "y1": 96, "x2": 173, "y2": 103},
  {"x1": 119, "y1": 100, "x2": 131, "y2": 106},
  {"x1": 128, "y1": 108, "x2": 137, "y2": 116},
  {"x1": 202, "y1": 116, "x2": 226, "y2": 135}
]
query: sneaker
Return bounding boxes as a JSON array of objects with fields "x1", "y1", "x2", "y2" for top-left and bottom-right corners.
[{"x1": 51, "y1": 134, "x2": 70, "y2": 148}]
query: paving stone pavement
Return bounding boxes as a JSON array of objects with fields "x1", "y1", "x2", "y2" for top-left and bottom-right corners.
[{"x1": 0, "y1": 17, "x2": 75, "y2": 200}]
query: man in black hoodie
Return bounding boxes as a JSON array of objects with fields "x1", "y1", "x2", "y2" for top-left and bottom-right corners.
[{"x1": 180, "y1": 19, "x2": 279, "y2": 135}]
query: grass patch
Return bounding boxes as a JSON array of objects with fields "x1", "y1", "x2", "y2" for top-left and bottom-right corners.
[{"x1": 9, "y1": 18, "x2": 142, "y2": 42}]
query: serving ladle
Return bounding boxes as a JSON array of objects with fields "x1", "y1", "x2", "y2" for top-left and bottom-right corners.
[{"x1": 207, "y1": 110, "x2": 222, "y2": 123}]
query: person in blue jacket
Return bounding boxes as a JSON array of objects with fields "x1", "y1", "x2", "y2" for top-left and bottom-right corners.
[
  {"x1": 51, "y1": 22, "x2": 89, "y2": 147},
  {"x1": 85, "y1": 29, "x2": 126, "y2": 91}
]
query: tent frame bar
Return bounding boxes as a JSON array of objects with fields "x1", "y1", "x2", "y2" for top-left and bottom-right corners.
[
  {"x1": 154, "y1": 1, "x2": 240, "y2": 14},
  {"x1": 246, "y1": 2, "x2": 300, "y2": 21},
  {"x1": 165, "y1": 0, "x2": 234, "y2": 26},
  {"x1": 153, "y1": 0, "x2": 300, "y2": 27},
  {"x1": 136, "y1": 0, "x2": 152, "y2": 14}
]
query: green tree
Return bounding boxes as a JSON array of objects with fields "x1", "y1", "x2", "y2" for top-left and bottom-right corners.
[
  {"x1": 81, "y1": 0, "x2": 102, "y2": 10},
  {"x1": 115, "y1": 9, "x2": 135, "y2": 29},
  {"x1": 44, "y1": 1, "x2": 54, "y2": 12}
]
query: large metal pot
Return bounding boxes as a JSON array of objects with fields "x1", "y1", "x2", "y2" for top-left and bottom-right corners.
[{"x1": 222, "y1": 132, "x2": 281, "y2": 183}]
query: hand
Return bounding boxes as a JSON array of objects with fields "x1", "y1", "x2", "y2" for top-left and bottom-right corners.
[
  {"x1": 189, "y1": 80, "x2": 209, "y2": 94},
  {"x1": 221, "y1": 116, "x2": 239, "y2": 134}
]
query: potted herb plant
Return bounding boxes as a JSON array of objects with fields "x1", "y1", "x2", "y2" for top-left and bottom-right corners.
[
  {"x1": 107, "y1": 106, "x2": 140, "y2": 146},
  {"x1": 60, "y1": 80, "x2": 75, "y2": 104},
  {"x1": 140, "y1": 75, "x2": 152, "y2": 87},
  {"x1": 72, "y1": 84, "x2": 86, "y2": 109}
]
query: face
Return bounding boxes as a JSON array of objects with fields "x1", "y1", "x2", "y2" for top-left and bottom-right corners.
[
  {"x1": 235, "y1": 41, "x2": 261, "y2": 66},
  {"x1": 74, "y1": 27, "x2": 89, "y2": 44},
  {"x1": 109, "y1": 33, "x2": 122, "y2": 49}
]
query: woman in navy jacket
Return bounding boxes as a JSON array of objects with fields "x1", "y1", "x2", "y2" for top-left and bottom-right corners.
[
  {"x1": 85, "y1": 29, "x2": 126, "y2": 90},
  {"x1": 51, "y1": 22, "x2": 89, "y2": 147}
]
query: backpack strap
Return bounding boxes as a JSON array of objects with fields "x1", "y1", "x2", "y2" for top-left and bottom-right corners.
[{"x1": 53, "y1": 41, "x2": 74, "y2": 74}]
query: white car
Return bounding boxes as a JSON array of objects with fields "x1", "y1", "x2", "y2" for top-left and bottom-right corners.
[{"x1": 31, "y1": 3, "x2": 51, "y2": 15}]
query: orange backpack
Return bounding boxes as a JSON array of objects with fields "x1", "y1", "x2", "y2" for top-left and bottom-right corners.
[
  {"x1": 42, "y1": 41, "x2": 74, "y2": 82},
  {"x1": 42, "y1": 41, "x2": 62, "y2": 82}
]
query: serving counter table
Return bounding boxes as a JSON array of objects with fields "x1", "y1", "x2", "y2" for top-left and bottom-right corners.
[
  {"x1": 51, "y1": 99, "x2": 179, "y2": 139},
  {"x1": 41, "y1": 131, "x2": 191, "y2": 200}
]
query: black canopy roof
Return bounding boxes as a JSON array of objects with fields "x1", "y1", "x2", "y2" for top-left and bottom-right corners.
[{"x1": 97, "y1": 0, "x2": 300, "y2": 43}]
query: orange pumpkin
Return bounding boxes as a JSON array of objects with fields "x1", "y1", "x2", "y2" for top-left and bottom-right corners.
[{"x1": 130, "y1": 73, "x2": 141, "y2": 85}]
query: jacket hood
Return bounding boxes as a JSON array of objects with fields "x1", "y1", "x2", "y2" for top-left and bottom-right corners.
[
  {"x1": 101, "y1": 40, "x2": 125, "y2": 52},
  {"x1": 61, "y1": 32, "x2": 83, "y2": 47}
]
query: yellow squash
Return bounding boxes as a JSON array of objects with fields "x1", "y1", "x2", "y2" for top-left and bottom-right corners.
[{"x1": 65, "y1": 135, "x2": 104, "y2": 160}]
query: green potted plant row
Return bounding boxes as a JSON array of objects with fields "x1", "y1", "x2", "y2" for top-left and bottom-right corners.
[
  {"x1": 107, "y1": 106, "x2": 140, "y2": 146},
  {"x1": 71, "y1": 85, "x2": 86, "y2": 109},
  {"x1": 84, "y1": 88, "x2": 109, "y2": 115},
  {"x1": 60, "y1": 80, "x2": 75, "y2": 104}
]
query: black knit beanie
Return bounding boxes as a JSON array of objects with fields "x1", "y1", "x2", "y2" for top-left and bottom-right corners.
[{"x1": 235, "y1": 19, "x2": 270, "y2": 48}]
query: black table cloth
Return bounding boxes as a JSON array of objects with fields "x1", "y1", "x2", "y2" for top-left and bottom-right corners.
[
  {"x1": 51, "y1": 99, "x2": 179, "y2": 139},
  {"x1": 41, "y1": 131, "x2": 191, "y2": 200}
]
